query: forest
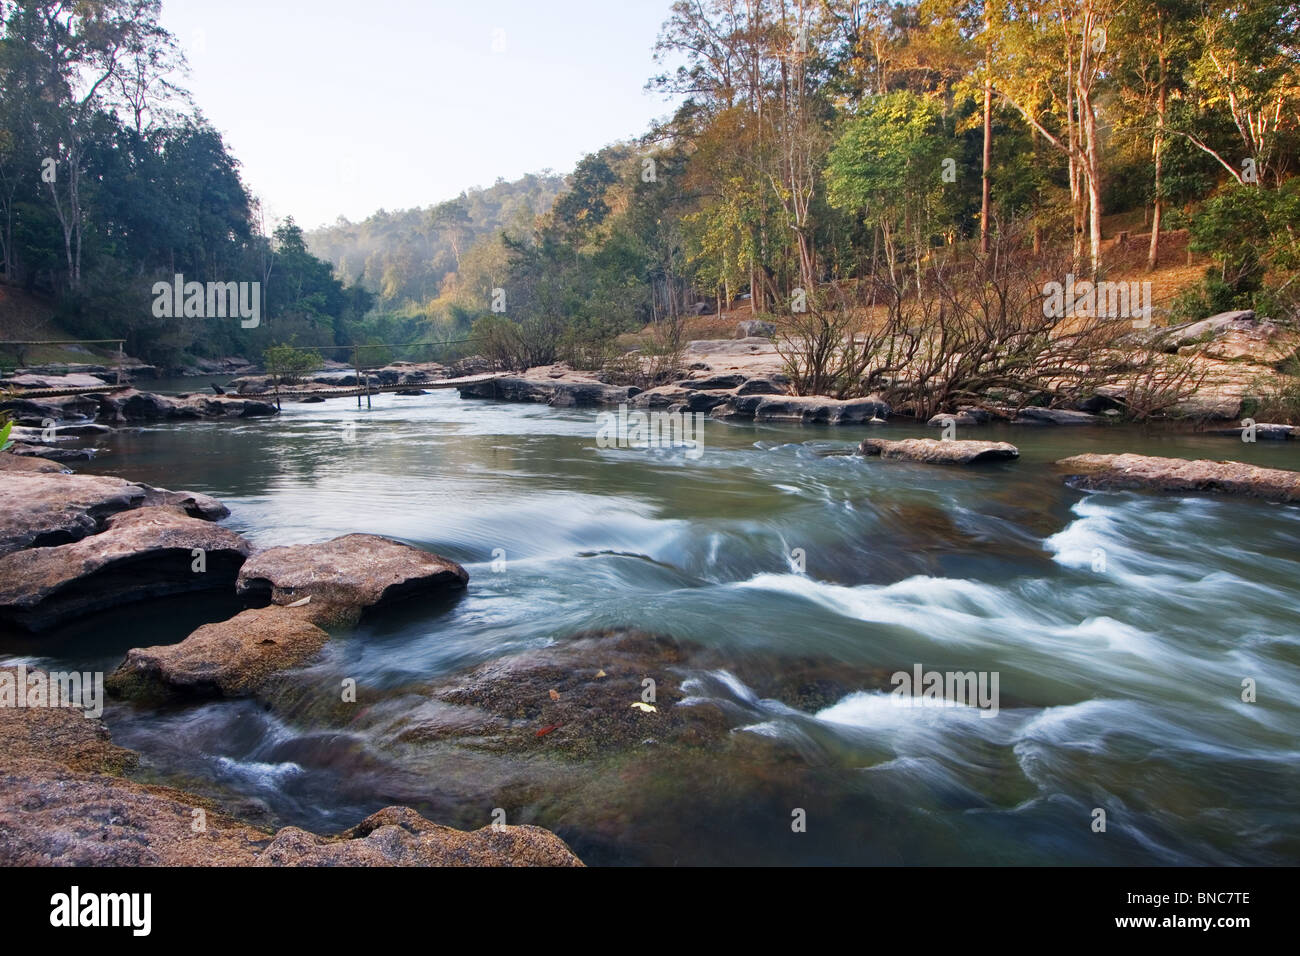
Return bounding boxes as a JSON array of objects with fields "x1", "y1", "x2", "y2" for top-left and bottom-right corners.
[{"x1": 2, "y1": 0, "x2": 1299, "y2": 401}]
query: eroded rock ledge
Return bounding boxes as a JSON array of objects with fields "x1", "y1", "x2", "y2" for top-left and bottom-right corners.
[
  {"x1": 110, "y1": 533, "x2": 469, "y2": 699},
  {"x1": 1055, "y1": 453, "x2": 1300, "y2": 503}
]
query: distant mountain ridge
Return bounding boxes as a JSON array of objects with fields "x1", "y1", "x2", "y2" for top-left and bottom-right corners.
[{"x1": 305, "y1": 173, "x2": 566, "y2": 311}]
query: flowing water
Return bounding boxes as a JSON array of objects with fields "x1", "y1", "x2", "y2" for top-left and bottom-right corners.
[{"x1": 5, "y1": 390, "x2": 1300, "y2": 865}]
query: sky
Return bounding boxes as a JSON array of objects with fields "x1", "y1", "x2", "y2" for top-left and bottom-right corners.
[{"x1": 157, "y1": 0, "x2": 683, "y2": 230}]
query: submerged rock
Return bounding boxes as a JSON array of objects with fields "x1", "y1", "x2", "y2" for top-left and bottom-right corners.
[
  {"x1": 1055, "y1": 452, "x2": 1300, "y2": 502},
  {"x1": 859, "y1": 437, "x2": 1019, "y2": 465},
  {"x1": 235, "y1": 533, "x2": 468, "y2": 611},
  {"x1": 0, "y1": 666, "x2": 582, "y2": 866},
  {"x1": 0, "y1": 507, "x2": 251, "y2": 632}
]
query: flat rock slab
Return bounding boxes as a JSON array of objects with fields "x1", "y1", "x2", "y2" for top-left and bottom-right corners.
[
  {"x1": 107, "y1": 604, "x2": 333, "y2": 698},
  {"x1": 860, "y1": 437, "x2": 1020, "y2": 465},
  {"x1": 0, "y1": 472, "x2": 146, "y2": 555},
  {"x1": 714, "y1": 393, "x2": 890, "y2": 424},
  {"x1": 0, "y1": 472, "x2": 229, "y2": 556},
  {"x1": 256, "y1": 806, "x2": 582, "y2": 867},
  {"x1": 1056, "y1": 453, "x2": 1300, "y2": 502},
  {"x1": 236, "y1": 533, "x2": 468, "y2": 611},
  {"x1": 0, "y1": 507, "x2": 251, "y2": 632},
  {"x1": 0, "y1": 454, "x2": 66, "y2": 474}
]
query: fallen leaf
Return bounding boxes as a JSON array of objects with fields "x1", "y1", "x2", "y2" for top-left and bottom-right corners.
[
  {"x1": 595, "y1": 670, "x2": 607, "y2": 678},
  {"x1": 548, "y1": 689, "x2": 560, "y2": 701},
  {"x1": 535, "y1": 723, "x2": 561, "y2": 738},
  {"x1": 285, "y1": 596, "x2": 311, "y2": 607},
  {"x1": 629, "y1": 702, "x2": 658, "y2": 713}
]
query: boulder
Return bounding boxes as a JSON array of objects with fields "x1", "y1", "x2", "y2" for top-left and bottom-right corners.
[
  {"x1": 457, "y1": 376, "x2": 634, "y2": 407},
  {"x1": 735, "y1": 377, "x2": 787, "y2": 396},
  {"x1": 0, "y1": 372, "x2": 112, "y2": 390},
  {"x1": 713, "y1": 393, "x2": 890, "y2": 424},
  {"x1": 0, "y1": 454, "x2": 66, "y2": 474},
  {"x1": 255, "y1": 806, "x2": 582, "y2": 867},
  {"x1": 0, "y1": 507, "x2": 251, "y2": 632},
  {"x1": 235, "y1": 533, "x2": 469, "y2": 612},
  {"x1": 677, "y1": 373, "x2": 748, "y2": 390},
  {"x1": 0, "y1": 472, "x2": 228, "y2": 556},
  {"x1": 1055, "y1": 452, "x2": 1300, "y2": 502},
  {"x1": 0, "y1": 394, "x2": 100, "y2": 424},
  {"x1": 1011, "y1": 407, "x2": 1103, "y2": 426},
  {"x1": 107, "y1": 604, "x2": 333, "y2": 698},
  {"x1": 0, "y1": 472, "x2": 147, "y2": 555},
  {"x1": 859, "y1": 437, "x2": 1020, "y2": 465},
  {"x1": 631, "y1": 385, "x2": 694, "y2": 408}
]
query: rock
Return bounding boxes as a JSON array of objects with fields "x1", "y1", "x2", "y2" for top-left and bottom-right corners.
[
  {"x1": 88, "y1": 389, "x2": 277, "y2": 422},
  {"x1": 0, "y1": 394, "x2": 100, "y2": 424},
  {"x1": 0, "y1": 372, "x2": 112, "y2": 390},
  {"x1": 457, "y1": 376, "x2": 634, "y2": 407},
  {"x1": 1056, "y1": 453, "x2": 1300, "y2": 502},
  {"x1": 107, "y1": 604, "x2": 333, "y2": 698},
  {"x1": 0, "y1": 668, "x2": 582, "y2": 866},
  {"x1": 0, "y1": 472, "x2": 229, "y2": 556},
  {"x1": 713, "y1": 393, "x2": 890, "y2": 424},
  {"x1": 0, "y1": 667, "x2": 136, "y2": 773},
  {"x1": 1011, "y1": 407, "x2": 1103, "y2": 426},
  {"x1": 255, "y1": 806, "x2": 582, "y2": 867},
  {"x1": 735, "y1": 377, "x2": 787, "y2": 396},
  {"x1": 859, "y1": 437, "x2": 1020, "y2": 465},
  {"x1": 736, "y1": 319, "x2": 776, "y2": 338},
  {"x1": 630, "y1": 385, "x2": 694, "y2": 408},
  {"x1": 678, "y1": 373, "x2": 748, "y2": 390},
  {"x1": 395, "y1": 389, "x2": 428, "y2": 396},
  {"x1": 236, "y1": 533, "x2": 469, "y2": 612},
  {"x1": 0, "y1": 454, "x2": 67, "y2": 474},
  {"x1": 1210, "y1": 423, "x2": 1296, "y2": 440},
  {"x1": 0, "y1": 507, "x2": 251, "y2": 632},
  {"x1": 1166, "y1": 309, "x2": 1256, "y2": 348},
  {"x1": 0, "y1": 472, "x2": 147, "y2": 555},
  {"x1": 926, "y1": 407, "x2": 1002, "y2": 427},
  {"x1": 5, "y1": 441, "x2": 94, "y2": 461},
  {"x1": 299, "y1": 395, "x2": 326, "y2": 403}
]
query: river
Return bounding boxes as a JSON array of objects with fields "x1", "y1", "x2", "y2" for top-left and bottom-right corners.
[{"x1": 5, "y1": 390, "x2": 1299, "y2": 865}]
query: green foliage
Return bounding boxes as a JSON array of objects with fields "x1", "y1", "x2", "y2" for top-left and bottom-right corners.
[
  {"x1": 1188, "y1": 178, "x2": 1300, "y2": 319},
  {"x1": 263, "y1": 343, "x2": 321, "y2": 386},
  {"x1": 0, "y1": 417, "x2": 12, "y2": 452}
]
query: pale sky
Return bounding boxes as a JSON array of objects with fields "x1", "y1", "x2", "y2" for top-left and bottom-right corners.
[{"x1": 157, "y1": 0, "x2": 682, "y2": 230}]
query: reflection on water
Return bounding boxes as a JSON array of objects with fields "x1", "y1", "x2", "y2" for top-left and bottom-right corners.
[{"x1": 7, "y1": 390, "x2": 1300, "y2": 864}]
